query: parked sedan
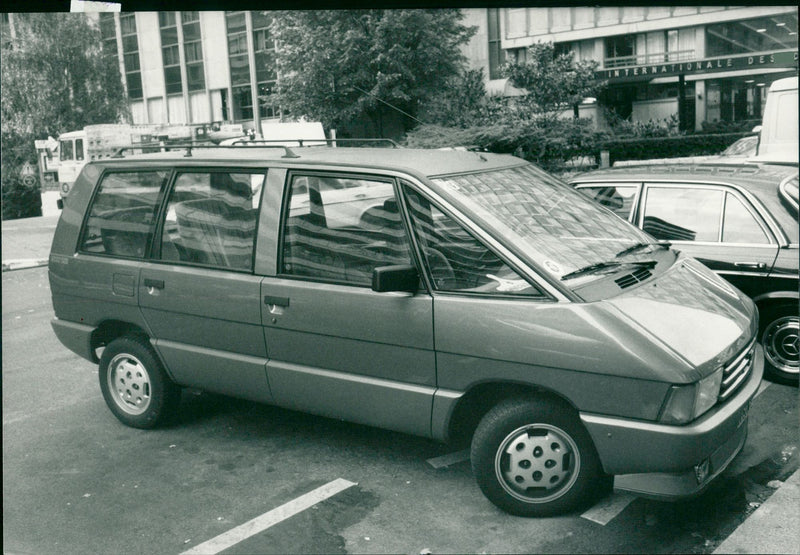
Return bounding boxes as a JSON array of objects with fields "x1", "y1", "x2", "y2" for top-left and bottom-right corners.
[{"x1": 571, "y1": 163, "x2": 798, "y2": 385}]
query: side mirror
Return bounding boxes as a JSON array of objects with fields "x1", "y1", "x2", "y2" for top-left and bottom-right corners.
[{"x1": 372, "y1": 265, "x2": 419, "y2": 293}]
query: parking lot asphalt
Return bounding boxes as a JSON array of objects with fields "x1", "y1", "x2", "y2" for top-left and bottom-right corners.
[{"x1": 3, "y1": 211, "x2": 798, "y2": 554}]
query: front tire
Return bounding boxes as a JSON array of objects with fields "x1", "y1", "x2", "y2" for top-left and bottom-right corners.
[
  {"x1": 99, "y1": 335, "x2": 181, "y2": 428},
  {"x1": 471, "y1": 397, "x2": 607, "y2": 517},
  {"x1": 760, "y1": 302, "x2": 799, "y2": 386}
]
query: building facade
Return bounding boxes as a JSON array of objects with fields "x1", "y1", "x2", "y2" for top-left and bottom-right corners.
[
  {"x1": 94, "y1": 11, "x2": 280, "y2": 136},
  {"x1": 462, "y1": 6, "x2": 798, "y2": 132},
  {"x1": 6, "y1": 9, "x2": 797, "y2": 136}
]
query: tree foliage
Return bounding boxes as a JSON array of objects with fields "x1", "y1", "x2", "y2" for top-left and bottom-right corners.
[
  {"x1": 2, "y1": 13, "x2": 128, "y2": 218},
  {"x1": 503, "y1": 42, "x2": 604, "y2": 123},
  {"x1": 417, "y1": 68, "x2": 495, "y2": 128},
  {"x1": 267, "y1": 10, "x2": 476, "y2": 135}
]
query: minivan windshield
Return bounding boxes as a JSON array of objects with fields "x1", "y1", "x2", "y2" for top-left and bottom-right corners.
[{"x1": 431, "y1": 164, "x2": 654, "y2": 283}]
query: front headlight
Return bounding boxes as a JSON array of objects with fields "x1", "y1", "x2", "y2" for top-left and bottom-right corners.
[{"x1": 659, "y1": 368, "x2": 724, "y2": 424}]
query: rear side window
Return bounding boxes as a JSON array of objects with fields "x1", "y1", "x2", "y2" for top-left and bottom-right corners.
[
  {"x1": 642, "y1": 187, "x2": 722, "y2": 242},
  {"x1": 80, "y1": 171, "x2": 169, "y2": 258},
  {"x1": 159, "y1": 171, "x2": 264, "y2": 271},
  {"x1": 642, "y1": 185, "x2": 769, "y2": 244},
  {"x1": 577, "y1": 184, "x2": 638, "y2": 220}
]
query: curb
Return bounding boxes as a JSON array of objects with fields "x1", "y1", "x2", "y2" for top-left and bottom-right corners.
[
  {"x1": 713, "y1": 469, "x2": 800, "y2": 554},
  {"x1": 2, "y1": 259, "x2": 49, "y2": 272}
]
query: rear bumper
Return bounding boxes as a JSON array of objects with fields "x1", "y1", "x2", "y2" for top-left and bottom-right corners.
[
  {"x1": 51, "y1": 317, "x2": 97, "y2": 362},
  {"x1": 580, "y1": 345, "x2": 763, "y2": 498}
]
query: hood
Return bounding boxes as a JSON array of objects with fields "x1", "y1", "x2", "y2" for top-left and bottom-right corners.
[{"x1": 605, "y1": 256, "x2": 757, "y2": 381}]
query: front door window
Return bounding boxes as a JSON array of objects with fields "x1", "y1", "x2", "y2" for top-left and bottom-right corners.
[
  {"x1": 404, "y1": 187, "x2": 543, "y2": 296},
  {"x1": 281, "y1": 174, "x2": 413, "y2": 286}
]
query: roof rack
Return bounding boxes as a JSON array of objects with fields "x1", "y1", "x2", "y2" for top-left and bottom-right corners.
[
  {"x1": 230, "y1": 138, "x2": 401, "y2": 148},
  {"x1": 112, "y1": 142, "x2": 301, "y2": 159}
]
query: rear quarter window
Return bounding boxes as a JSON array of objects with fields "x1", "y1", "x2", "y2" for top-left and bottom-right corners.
[{"x1": 79, "y1": 170, "x2": 169, "y2": 258}]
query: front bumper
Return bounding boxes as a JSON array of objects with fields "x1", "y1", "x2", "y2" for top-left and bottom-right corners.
[{"x1": 580, "y1": 344, "x2": 763, "y2": 499}]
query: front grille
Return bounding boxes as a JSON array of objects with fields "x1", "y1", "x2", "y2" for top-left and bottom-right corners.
[
  {"x1": 719, "y1": 341, "x2": 756, "y2": 401},
  {"x1": 615, "y1": 267, "x2": 653, "y2": 289}
]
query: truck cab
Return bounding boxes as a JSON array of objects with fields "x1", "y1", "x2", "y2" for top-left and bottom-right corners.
[{"x1": 56, "y1": 130, "x2": 87, "y2": 208}]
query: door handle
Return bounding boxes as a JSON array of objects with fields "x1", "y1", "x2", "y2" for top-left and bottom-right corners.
[
  {"x1": 734, "y1": 262, "x2": 767, "y2": 270},
  {"x1": 144, "y1": 278, "x2": 165, "y2": 290},
  {"x1": 264, "y1": 295, "x2": 290, "y2": 307}
]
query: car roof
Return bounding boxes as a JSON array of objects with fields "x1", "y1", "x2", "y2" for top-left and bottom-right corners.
[
  {"x1": 94, "y1": 146, "x2": 526, "y2": 179},
  {"x1": 570, "y1": 162, "x2": 798, "y2": 196}
]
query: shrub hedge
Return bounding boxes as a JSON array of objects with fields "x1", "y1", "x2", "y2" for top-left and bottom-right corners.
[
  {"x1": 405, "y1": 123, "x2": 752, "y2": 172},
  {"x1": 603, "y1": 131, "x2": 753, "y2": 165},
  {"x1": 2, "y1": 176, "x2": 42, "y2": 220}
]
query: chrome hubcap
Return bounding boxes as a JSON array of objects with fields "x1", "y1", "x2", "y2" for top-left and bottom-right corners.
[
  {"x1": 763, "y1": 316, "x2": 800, "y2": 374},
  {"x1": 495, "y1": 423, "x2": 580, "y2": 504},
  {"x1": 107, "y1": 353, "x2": 152, "y2": 415}
]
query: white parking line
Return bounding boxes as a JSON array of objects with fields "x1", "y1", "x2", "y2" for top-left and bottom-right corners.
[
  {"x1": 427, "y1": 449, "x2": 471, "y2": 469},
  {"x1": 181, "y1": 478, "x2": 356, "y2": 555},
  {"x1": 581, "y1": 492, "x2": 637, "y2": 525}
]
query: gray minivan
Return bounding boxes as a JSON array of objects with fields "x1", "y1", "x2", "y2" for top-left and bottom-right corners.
[{"x1": 50, "y1": 145, "x2": 762, "y2": 517}]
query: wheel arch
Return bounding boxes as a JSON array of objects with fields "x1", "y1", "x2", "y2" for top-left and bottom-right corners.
[
  {"x1": 90, "y1": 320, "x2": 150, "y2": 363},
  {"x1": 752, "y1": 291, "x2": 799, "y2": 306},
  {"x1": 444, "y1": 381, "x2": 580, "y2": 446}
]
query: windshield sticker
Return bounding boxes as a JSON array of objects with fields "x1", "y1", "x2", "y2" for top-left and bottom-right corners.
[{"x1": 486, "y1": 274, "x2": 531, "y2": 292}]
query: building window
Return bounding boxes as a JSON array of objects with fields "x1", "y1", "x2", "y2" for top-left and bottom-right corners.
[
  {"x1": 257, "y1": 82, "x2": 277, "y2": 118},
  {"x1": 119, "y1": 13, "x2": 142, "y2": 100},
  {"x1": 508, "y1": 47, "x2": 527, "y2": 64},
  {"x1": 160, "y1": 11, "x2": 182, "y2": 95},
  {"x1": 99, "y1": 13, "x2": 118, "y2": 59},
  {"x1": 553, "y1": 42, "x2": 573, "y2": 58},
  {"x1": 226, "y1": 11, "x2": 251, "y2": 91},
  {"x1": 707, "y1": 15, "x2": 798, "y2": 57},
  {"x1": 253, "y1": 11, "x2": 278, "y2": 118},
  {"x1": 163, "y1": 44, "x2": 180, "y2": 66},
  {"x1": 487, "y1": 8, "x2": 502, "y2": 80},
  {"x1": 233, "y1": 85, "x2": 253, "y2": 121},
  {"x1": 123, "y1": 53, "x2": 140, "y2": 71},
  {"x1": 158, "y1": 12, "x2": 176, "y2": 27},
  {"x1": 604, "y1": 34, "x2": 636, "y2": 68},
  {"x1": 182, "y1": 11, "x2": 205, "y2": 92}
]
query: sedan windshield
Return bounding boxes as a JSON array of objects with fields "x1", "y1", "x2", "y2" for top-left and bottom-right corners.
[{"x1": 431, "y1": 164, "x2": 653, "y2": 282}]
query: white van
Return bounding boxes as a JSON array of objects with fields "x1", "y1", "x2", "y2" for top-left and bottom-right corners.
[{"x1": 753, "y1": 76, "x2": 798, "y2": 165}]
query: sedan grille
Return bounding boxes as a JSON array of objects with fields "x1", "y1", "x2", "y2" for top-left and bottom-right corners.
[{"x1": 719, "y1": 341, "x2": 756, "y2": 401}]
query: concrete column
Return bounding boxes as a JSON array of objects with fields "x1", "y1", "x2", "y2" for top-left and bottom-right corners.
[{"x1": 694, "y1": 80, "x2": 706, "y2": 132}]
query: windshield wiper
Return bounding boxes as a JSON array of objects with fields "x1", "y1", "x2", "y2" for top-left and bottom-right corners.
[
  {"x1": 615, "y1": 241, "x2": 671, "y2": 258},
  {"x1": 561, "y1": 260, "x2": 657, "y2": 281}
]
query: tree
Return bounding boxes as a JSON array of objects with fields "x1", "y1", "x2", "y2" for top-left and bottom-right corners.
[
  {"x1": 503, "y1": 42, "x2": 604, "y2": 124},
  {"x1": 267, "y1": 10, "x2": 476, "y2": 136},
  {"x1": 405, "y1": 43, "x2": 610, "y2": 171},
  {"x1": 2, "y1": 13, "x2": 128, "y2": 218},
  {"x1": 418, "y1": 68, "x2": 494, "y2": 129}
]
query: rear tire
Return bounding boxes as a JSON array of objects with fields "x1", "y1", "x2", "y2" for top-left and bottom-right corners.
[
  {"x1": 99, "y1": 335, "x2": 181, "y2": 428},
  {"x1": 471, "y1": 396, "x2": 607, "y2": 517},
  {"x1": 759, "y1": 302, "x2": 799, "y2": 386}
]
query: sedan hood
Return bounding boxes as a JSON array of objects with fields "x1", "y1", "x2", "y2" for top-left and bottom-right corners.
[{"x1": 606, "y1": 257, "x2": 757, "y2": 380}]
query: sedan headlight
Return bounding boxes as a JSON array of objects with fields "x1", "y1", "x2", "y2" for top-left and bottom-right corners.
[{"x1": 659, "y1": 368, "x2": 724, "y2": 424}]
